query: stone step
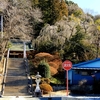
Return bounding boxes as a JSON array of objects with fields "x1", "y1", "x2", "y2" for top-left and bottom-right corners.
[
  {"x1": 4, "y1": 76, "x2": 28, "y2": 96},
  {"x1": 5, "y1": 76, "x2": 28, "y2": 86},
  {"x1": 7, "y1": 69, "x2": 26, "y2": 76},
  {"x1": 4, "y1": 58, "x2": 29, "y2": 96},
  {"x1": 0, "y1": 96, "x2": 41, "y2": 100},
  {"x1": 7, "y1": 58, "x2": 26, "y2": 76}
]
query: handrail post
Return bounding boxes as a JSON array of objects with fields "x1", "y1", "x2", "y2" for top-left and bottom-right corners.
[
  {"x1": 7, "y1": 48, "x2": 10, "y2": 58},
  {"x1": 23, "y1": 41, "x2": 26, "y2": 58}
]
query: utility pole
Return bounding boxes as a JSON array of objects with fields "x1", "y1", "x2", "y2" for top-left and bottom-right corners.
[{"x1": 0, "y1": 15, "x2": 3, "y2": 38}]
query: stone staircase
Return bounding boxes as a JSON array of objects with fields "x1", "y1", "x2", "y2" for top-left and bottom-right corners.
[{"x1": 3, "y1": 58, "x2": 29, "y2": 96}]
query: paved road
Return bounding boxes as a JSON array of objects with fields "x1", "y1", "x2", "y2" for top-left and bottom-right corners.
[{"x1": 4, "y1": 58, "x2": 29, "y2": 96}]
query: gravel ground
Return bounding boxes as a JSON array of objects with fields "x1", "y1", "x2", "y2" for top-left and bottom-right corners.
[{"x1": 43, "y1": 90, "x2": 69, "y2": 97}]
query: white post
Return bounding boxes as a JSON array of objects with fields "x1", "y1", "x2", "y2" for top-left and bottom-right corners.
[
  {"x1": 23, "y1": 41, "x2": 26, "y2": 58},
  {"x1": 7, "y1": 48, "x2": 10, "y2": 58},
  {"x1": 1, "y1": 15, "x2": 3, "y2": 38}
]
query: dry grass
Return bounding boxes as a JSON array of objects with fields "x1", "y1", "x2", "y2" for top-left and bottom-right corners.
[{"x1": 43, "y1": 90, "x2": 70, "y2": 97}]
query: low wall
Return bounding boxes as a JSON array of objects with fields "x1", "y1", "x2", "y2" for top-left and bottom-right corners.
[
  {"x1": 0, "y1": 96, "x2": 100, "y2": 100},
  {"x1": 41, "y1": 97, "x2": 100, "y2": 100}
]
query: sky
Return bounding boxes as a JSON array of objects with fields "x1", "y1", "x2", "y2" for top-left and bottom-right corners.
[{"x1": 70, "y1": 0, "x2": 100, "y2": 15}]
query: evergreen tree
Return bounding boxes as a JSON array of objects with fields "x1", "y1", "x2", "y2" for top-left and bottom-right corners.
[
  {"x1": 38, "y1": 60, "x2": 51, "y2": 78},
  {"x1": 38, "y1": 0, "x2": 68, "y2": 24}
]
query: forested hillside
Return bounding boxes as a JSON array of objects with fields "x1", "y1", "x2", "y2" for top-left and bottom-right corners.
[
  {"x1": 1, "y1": 0, "x2": 100, "y2": 63},
  {"x1": 32, "y1": 0, "x2": 100, "y2": 63}
]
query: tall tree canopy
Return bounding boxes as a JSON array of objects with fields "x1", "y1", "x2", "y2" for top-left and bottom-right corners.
[{"x1": 38, "y1": 0, "x2": 68, "y2": 24}]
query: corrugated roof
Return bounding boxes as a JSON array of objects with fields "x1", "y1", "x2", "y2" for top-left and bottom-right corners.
[
  {"x1": 72, "y1": 67, "x2": 100, "y2": 70},
  {"x1": 72, "y1": 58, "x2": 100, "y2": 70},
  {"x1": 73, "y1": 58, "x2": 100, "y2": 67}
]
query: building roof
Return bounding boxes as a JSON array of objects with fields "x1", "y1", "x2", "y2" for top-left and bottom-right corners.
[
  {"x1": 10, "y1": 39, "x2": 34, "y2": 51},
  {"x1": 72, "y1": 58, "x2": 100, "y2": 70}
]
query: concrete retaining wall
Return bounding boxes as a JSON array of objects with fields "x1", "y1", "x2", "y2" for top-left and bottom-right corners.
[{"x1": 0, "y1": 96, "x2": 100, "y2": 100}]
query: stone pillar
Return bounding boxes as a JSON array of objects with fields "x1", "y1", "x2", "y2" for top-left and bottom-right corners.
[
  {"x1": 7, "y1": 48, "x2": 10, "y2": 58},
  {"x1": 34, "y1": 72, "x2": 42, "y2": 97},
  {"x1": 23, "y1": 41, "x2": 26, "y2": 58}
]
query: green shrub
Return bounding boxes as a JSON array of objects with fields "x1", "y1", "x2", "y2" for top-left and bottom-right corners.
[
  {"x1": 38, "y1": 59, "x2": 51, "y2": 78},
  {"x1": 50, "y1": 77, "x2": 64, "y2": 84},
  {"x1": 73, "y1": 10, "x2": 82, "y2": 17}
]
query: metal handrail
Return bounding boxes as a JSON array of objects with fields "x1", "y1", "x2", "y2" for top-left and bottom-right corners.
[{"x1": 1, "y1": 57, "x2": 8, "y2": 96}]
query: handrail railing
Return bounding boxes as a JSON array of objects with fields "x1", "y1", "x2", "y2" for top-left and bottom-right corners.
[
  {"x1": 1, "y1": 58, "x2": 8, "y2": 96},
  {"x1": 24, "y1": 59, "x2": 34, "y2": 95},
  {"x1": 0, "y1": 49, "x2": 9, "y2": 96}
]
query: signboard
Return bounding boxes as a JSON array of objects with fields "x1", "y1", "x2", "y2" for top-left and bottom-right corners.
[
  {"x1": 62, "y1": 60, "x2": 72, "y2": 70},
  {"x1": 62, "y1": 60, "x2": 72, "y2": 96}
]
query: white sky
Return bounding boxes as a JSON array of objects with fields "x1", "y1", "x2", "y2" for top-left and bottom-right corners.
[{"x1": 70, "y1": 0, "x2": 100, "y2": 15}]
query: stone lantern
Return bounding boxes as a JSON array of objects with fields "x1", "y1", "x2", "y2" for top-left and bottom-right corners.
[{"x1": 34, "y1": 72, "x2": 42, "y2": 97}]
